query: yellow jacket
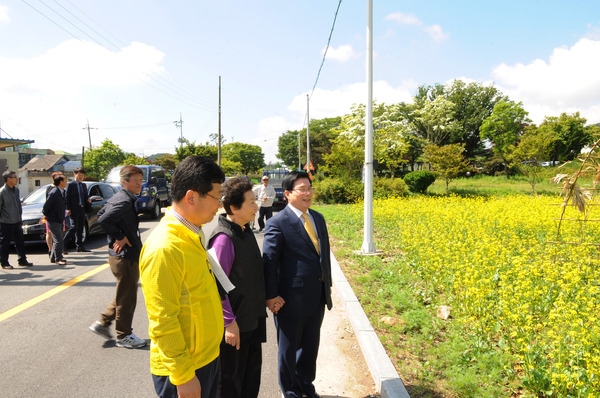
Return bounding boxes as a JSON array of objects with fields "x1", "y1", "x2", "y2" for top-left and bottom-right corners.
[{"x1": 140, "y1": 212, "x2": 223, "y2": 385}]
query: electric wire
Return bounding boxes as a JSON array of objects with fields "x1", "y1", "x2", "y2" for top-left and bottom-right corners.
[{"x1": 21, "y1": 0, "x2": 216, "y2": 111}]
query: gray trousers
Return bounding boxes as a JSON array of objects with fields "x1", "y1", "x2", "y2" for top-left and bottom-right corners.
[{"x1": 48, "y1": 221, "x2": 65, "y2": 262}]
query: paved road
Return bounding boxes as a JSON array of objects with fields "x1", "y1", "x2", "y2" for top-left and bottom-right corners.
[
  {"x1": 0, "y1": 211, "x2": 279, "y2": 398},
  {"x1": 0, "y1": 210, "x2": 376, "y2": 398}
]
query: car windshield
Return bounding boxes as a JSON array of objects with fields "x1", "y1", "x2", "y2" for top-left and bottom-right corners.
[
  {"x1": 22, "y1": 185, "x2": 51, "y2": 205},
  {"x1": 105, "y1": 167, "x2": 148, "y2": 183}
]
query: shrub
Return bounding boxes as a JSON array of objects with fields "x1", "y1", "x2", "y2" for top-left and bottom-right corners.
[
  {"x1": 373, "y1": 177, "x2": 409, "y2": 199},
  {"x1": 313, "y1": 177, "x2": 363, "y2": 204},
  {"x1": 403, "y1": 170, "x2": 436, "y2": 193}
]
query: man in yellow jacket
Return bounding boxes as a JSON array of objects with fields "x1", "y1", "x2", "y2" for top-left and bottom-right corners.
[{"x1": 140, "y1": 156, "x2": 225, "y2": 398}]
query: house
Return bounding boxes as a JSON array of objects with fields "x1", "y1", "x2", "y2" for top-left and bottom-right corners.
[{"x1": 18, "y1": 154, "x2": 72, "y2": 198}]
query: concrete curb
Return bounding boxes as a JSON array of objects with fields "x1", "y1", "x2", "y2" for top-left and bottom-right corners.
[{"x1": 330, "y1": 252, "x2": 411, "y2": 398}]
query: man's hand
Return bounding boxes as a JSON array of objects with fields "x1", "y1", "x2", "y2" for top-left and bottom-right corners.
[
  {"x1": 112, "y1": 236, "x2": 131, "y2": 253},
  {"x1": 266, "y1": 296, "x2": 285, "y2": 314},
  {"x1": 176, "y1": 376, "x2": 201, "y2": 398}
]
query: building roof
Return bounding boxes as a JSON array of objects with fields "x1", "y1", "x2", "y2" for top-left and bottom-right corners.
[
  {"x1": 0, "y1": 138, "x2": 35, "y2": 150},
  {"x1": 20, "y1": 154, "x2": 67, "y2": 171}
]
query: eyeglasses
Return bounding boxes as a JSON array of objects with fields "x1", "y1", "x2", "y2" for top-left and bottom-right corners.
[
  {"x1": 291, "y1": 187, "x2": 315, "y2": 195},
  {"x1": 206, "y1": 192, "x2": 223, "y2": 205}
]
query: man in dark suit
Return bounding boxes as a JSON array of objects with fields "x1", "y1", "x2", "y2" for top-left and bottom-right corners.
[
  {"x1": 64, "y1": 167, "x2": 92, "y2": 252},
  {"x1": 263, "y1": 171, "x2": 332, "y2": 398}
]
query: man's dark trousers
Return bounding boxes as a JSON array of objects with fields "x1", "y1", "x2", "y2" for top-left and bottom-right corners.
[
  {"x1": 64, "y1": 210, "x2": 85, "y2": 249},
  {"x1": 257, "y1": 206, "x2": 273, "y2": 230},
  {"x1": 0, "y1": 222, "x2": 27, "y2": 265}
]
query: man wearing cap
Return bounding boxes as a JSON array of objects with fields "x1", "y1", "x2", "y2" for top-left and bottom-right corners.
[{"x1": 253, "y1": 175, "x2": 276, "y2": 233}]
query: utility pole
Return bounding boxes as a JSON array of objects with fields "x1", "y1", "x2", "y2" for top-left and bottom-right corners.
[
  {"x1": 82, "y1": 120, "x2": 97, "y2": 149},
  {"x1": 218, "y1": 76, "x2": 222, "y2": 166},
  {"x1": 306, "y1": 94, "x2": 310, "y2": 176},
  {"x1": 174, "y1": 113, "x2": 184, "y2": 148}
]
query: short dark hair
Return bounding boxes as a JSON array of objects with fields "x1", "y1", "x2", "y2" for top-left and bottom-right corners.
[
  {"x1": 170, "y1": 156, "x2": 225, "y2": 202},
  {"x1": 119, "y1": 165, "x2": 143, "y2": 182},
  {"x1": 282, "y1": 171, "x2": 311, "y2": 192},
  {"x1": 74, "y1": 167, "x2": 85, "y2": 175},
  {"x1": 222, "y1": 176, "x2": 253, "y2": 215},
  {"x1": 2, "y1": 170, "x2": 15, "y2": 182},
  {"x1": 52, "y1": 172, "x2": 65, "y2": 186}
]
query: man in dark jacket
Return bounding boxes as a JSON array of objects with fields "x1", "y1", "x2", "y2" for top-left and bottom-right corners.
[
  {"x1": 88, "y1": 165, "x2": 146, "y2": 349},
  {"x1": 0, "y1": 170, "x2": 33, "y2": 269},
  {"x1": 42, "y1": 172, "x2": 68, "y2": 265},
  {"x1": 64, "y1": 167, "x2": 92, "y2": 252}
]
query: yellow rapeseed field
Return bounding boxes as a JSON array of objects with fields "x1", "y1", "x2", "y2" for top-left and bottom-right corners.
[{"x1": 342, "y1": 194, "x2": 600, "y2": 396}]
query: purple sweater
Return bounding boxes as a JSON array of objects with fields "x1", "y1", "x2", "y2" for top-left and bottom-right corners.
[{"x1": 209, "y1": 233, "x2": 236, "y2": 326}]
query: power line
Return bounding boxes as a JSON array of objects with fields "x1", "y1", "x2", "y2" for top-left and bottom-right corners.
[
  {"x1": 309, "y1": 0, "x2": 343, "y2": 100},
  {"x1": 21, "y1": 0, "x2": 217, "y2": 110}
]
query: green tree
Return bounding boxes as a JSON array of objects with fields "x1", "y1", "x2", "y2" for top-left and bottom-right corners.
[
  {"x1": 122, "y1": 154, "x2": 150, "y2": 166},
  {"x1": 83, "y1": 139, "x2": 127, "y2": 180},
  {"x1": 221, "y1": 142, "x2": 264, "y2": 175},
  {"x1": 511, "y1": 124, "x2": 553, "y2": 194},
  {"x1": 423, "y1": 143, "x2": 470, "y2": 193},
  {"x1": 277, "y1": 117, "x2": 341, "y2": 170},
  {"x1": 444, "y1": 80, "x2": 508, "y2": 158},
  {"x1": 153, "y1": 153, "x2": 178, "y2": 171},
  {"x1": 175, "y1": 140, "x2": 218, "y2": 162},
  {"x1": 540, "y1": 112, "x2": 592, "y2": 162},
  {"x1": 480, "y1": 100, "x2": 530, "y2": 178}
]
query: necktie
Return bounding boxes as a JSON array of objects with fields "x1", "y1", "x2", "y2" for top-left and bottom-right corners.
[
  {"x1": 78, "y1": 183, "x2": 84, "y2": 205},
  {"x1": 302, "y1": 212, "x2": 320, "y2": 254}
]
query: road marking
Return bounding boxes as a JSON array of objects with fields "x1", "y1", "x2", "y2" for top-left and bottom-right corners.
[{"x1": 0, "y1": 263, "x2": 110, "y2": 323}]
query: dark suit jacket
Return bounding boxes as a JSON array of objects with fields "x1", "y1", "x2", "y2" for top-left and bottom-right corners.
[
  {"x1": 42, "y1": 187, "x2": 66, "y2": 223},
  {"x1": 65, "y1": 180, "x2": 90, "y2": 215},
  {"x1": 263, "y1": 205, "x2": 332, "y2": 317}
]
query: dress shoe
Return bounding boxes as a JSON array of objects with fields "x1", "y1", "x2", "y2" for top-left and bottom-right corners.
[
  {"x1": 1, "y1": 264, "x2": 13, "y2": 270},
  {"x1": 76, "y1": 247, "x2": 91, "y2": 253},
  {"x1": 302, "y1": 394, "x2": 321, "y2": 398},
  {"x1": 18, "y1": 261, "x2": 33, "y2": 267},
  {"x1": 63, "y1": 251, "x2": 69, "y2": 255}
]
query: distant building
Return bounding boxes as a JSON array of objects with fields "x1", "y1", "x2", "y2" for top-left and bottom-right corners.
[{"x1": 18, "y1": 154, "x2": 71, "y2": 198}]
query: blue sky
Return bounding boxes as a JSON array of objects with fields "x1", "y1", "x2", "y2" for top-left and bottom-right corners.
[{"x1": 1, "y1": 1, "x2": 600, "y2": 165}]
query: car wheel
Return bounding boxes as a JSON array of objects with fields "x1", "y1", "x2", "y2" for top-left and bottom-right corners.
[{"x1": 150, "y1": 200, "x2": 161, "y2": 219}]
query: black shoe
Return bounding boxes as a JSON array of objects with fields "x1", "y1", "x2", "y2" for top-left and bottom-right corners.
[
  {"x1": 1, "y1": 264, "x2": 13, "y2": 270},
  {"x1": 76, "y1": 247, "x2": 91, "y2": 252},
  {"x1": 18, "y1": 261, "x2": 33, "y2": 267}
]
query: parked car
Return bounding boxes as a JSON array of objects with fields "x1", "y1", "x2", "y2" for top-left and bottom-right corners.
[
  {"x1": 104, "y1": 165, "x2": 171, "y2": 219},
  {"x1": 21, "y1": 182, "x2": 118, "y2": 243}
]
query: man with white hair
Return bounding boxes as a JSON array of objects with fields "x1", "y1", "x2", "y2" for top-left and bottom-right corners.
[{"x1": 253, "y1": 175, "x2": 276, "y2": 233}]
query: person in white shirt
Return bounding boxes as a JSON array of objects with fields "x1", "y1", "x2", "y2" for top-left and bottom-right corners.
[{"x1": 253, "y1": 175, "x2": 276, "y2": 233}]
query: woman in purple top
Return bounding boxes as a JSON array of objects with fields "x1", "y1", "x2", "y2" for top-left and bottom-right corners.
[{"x1": 208, "y1": 176, "x2": 267, "y2": 398}]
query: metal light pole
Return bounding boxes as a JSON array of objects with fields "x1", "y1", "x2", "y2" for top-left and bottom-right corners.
[{"x1": 361, "y1": 0, "x2": 376, "y2": 253}]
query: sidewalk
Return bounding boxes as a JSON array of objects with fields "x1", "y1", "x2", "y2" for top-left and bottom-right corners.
[{"x1": 314, "y1": 252, "x2": 411, "y2": 398}]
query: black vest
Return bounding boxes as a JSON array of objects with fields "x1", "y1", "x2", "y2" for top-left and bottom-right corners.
[{"x1": 209, "y1": 214, "x2": 266, "y2": 334}]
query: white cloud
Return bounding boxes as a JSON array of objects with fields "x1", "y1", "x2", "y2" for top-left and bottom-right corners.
[
  {"x1": 0, "y1": 5, "x2": 9, "y2": 23},
  {"x1": 424, "y1": 24, "x2": 449, "y2": 43},
  {"x1": 385, "y1": 12, "x2": 421, "y2": 26},
  {"x1": 492, "y1": 38, "x2": 600, "y2": 124},
  {"x1": 384, "y1": 12, "x2": 448, "y2": 44},
  {"x1": 324, "y1": 44, "x2": 357, "y2": 62},
  {"x1": 287, "y1": 80, "x2": 416, "y2": 120},
  {"x1": 0, "y1": 40, "x2": 172, "y2": 156}
]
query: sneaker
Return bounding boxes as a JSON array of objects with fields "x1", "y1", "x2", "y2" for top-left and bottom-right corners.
[
  {"x1": 89, "y1": 321, "x2": 112, "y2": 339},
  {"x1": 116, "y1": 333, "x2": 146, "y2": 349}
]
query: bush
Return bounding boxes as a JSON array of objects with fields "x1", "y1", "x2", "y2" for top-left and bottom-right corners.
[
  {"x1": 373, "y1": 178, "x2": 409, "y2": 199},
  {"x1": 313, "y1": 178, "x2": 363, "y2": 204},
  {"x1": 403, "y1": 171, "x2": 436, "y2": 193}
]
